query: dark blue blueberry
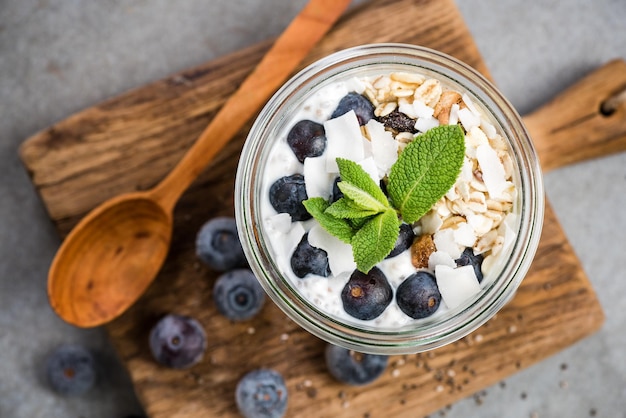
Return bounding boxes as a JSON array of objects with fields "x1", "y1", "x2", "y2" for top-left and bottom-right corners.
[
  {"x1": 341, "y1": 267, "x2": 392, "y2": 320},
  {"x1": 396, "y1": 271, "x2": 441, "y2": 319},
  {"x1": 45, "y1": 344, "x2": 96, "y2": 396},
  {"x1": 331, "y1": 92, "x2": 375, "y2": 125},
  {"x1": 386, "y1": 223, "x2": 415, "y2": 259},
  {"x1": 196, "y1": 217, "x2": 247, "y2": 271},
  {"x1": 455, "y1": 247, "x2": 484, "y2": 283},
  {"x1": 269, "y1": 174, "x2": 311, "y2": 221},
  {"x1": 235, "y1": 368, "x2": 288, "y2": 418},
  {"x1": 290, "y1": 233, "x2": 331, "y2": 278},
  {"x1": 331, "y1": 176, "x2": 343, "y2": 203},
  {"x1": 324, "y1": 344, "x2": 388, "y2": 386},
  {"x1": 286, "y1": 120, "x2": 326, "y2": 163},
  {"x1": 213, "y1": 269, "x2": 265, "y2": 321},
  {"x1": 149, "y1": 314, "x2": 207, "y2": 369}
]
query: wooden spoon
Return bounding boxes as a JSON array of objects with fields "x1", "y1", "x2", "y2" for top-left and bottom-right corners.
[{"x1": 48, "y1": 0, "x2": 352, "y2": 328}]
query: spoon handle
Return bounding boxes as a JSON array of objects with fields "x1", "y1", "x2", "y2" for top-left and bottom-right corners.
[{"x1": 151, "y1": 0, "x2": 352, "y2": 211}]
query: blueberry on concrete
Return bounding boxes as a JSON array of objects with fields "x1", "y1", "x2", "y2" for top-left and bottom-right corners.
[
  {"x1": 386, "y1": 223, "x2": 415, "y2": 259},
  {"x1": 269, "y1": 174, "x2": 312, "y2": 221},
  {"x1": 196, "y1": 217, "x2": 247, "y2": 271},
  {"x1": 341, "y1": 267, "x2": 393, "y2": 320},
  {"x1": 149, "y1": 314, "x2": 207, "y2": 369},
  {"x1": 455, "y1": 247, "x2": 484, "y2": 283},
  {"x1": 286, "y1": 120, "x2": 327, "y2": 163},
  {"x1": 235, "y1": 368, "x2": 288, "y2": 418},
  {"x1": 331, "y1": 92, "x2": 375, "y2": 125},
  {"x1": 213, "y1": 269, "x2": 265, "y2": 321},
  {"x1": 325, "y1": 344, "x2": 388, "y2": 386},
  {"x1": 396, "y1": 271, "x2": 441, "y2": 319},
  {"x1": 45, "y1": 344, "x2": 96, "y2": 396}
]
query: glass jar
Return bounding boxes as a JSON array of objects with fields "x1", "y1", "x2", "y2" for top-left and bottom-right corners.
[{"x1": 235, "y1": 44, "x2": 544, "y2": 354}]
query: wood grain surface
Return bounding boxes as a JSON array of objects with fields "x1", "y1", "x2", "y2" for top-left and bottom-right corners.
[{"x1": 19, "y1": 0, "x2": 619, "y2": 416}]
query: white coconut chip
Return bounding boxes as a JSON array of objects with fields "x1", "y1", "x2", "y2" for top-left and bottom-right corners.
[
  {"x1": 304, "y1": 155, "x2": 333, "y2": 199},
  {"x1": 356, "y1": 156, "x2": 381, "y2": 184},
  {"x1": 433, "y1": 228, "x2": 462, "y2": 259},
  {"x1": 413, "y1": 100, "x2": 435, "y2": 119},
  {"x1": 453, "y1": 222, "x2": 477, "y2": 247},
  {"x1": 462, "y1": 93, "x2": 482, "y2": 117},
  {"x1": 476, "y1": 144, "x2": 508, "y2": 199},
  {"x1": 324, "y1": 110, "x2": 365, "y2": 173},
  {"x1": 398, "y1": 102, "x2": 418, "y2": 119},
  {"x1": 266, "y1": 213, "x2": 293, "y2": 235},
  {"x1": 415, "y1": 116, "x2": 440, "y2": 133},
  {"x1": 345, "y1": 77, "x2": 367, "y2": 94},
  {"x1": 435, "y1": 264, "x2": 481, "y2": 310},
  {"x1": 449, "y1": 103, "x2": 460, "y2": 126},
  {"x1": 308, "y1": 224, "x2": 356, "y2": 275},
  {"x1": 480, "y1": 118, "x2": 498, "y2": 139},
  {"x1": 366, "y1": 119, "x2": 399, "y2": 177},
  {"x1": 457, "y1": 107, "x2": 481, "y2": 131},
  {"x1": 428, "y1": 250, "x2": 457, "y2": 271},
  {"x1": 420, "y1": 210, "x2": 443, "y2": 234}
]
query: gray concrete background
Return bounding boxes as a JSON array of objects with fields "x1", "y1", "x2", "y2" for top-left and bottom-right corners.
[{"x1": 1, "y1": 0, "x2": 625, "y2": 417}]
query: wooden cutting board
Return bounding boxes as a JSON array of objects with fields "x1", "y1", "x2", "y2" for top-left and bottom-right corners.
[{"x1": 19, "y1": 0, "x2": 626, "y2": 416}]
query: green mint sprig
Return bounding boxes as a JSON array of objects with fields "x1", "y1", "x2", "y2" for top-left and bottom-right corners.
[{"x1": 303, "y1": 124, "x2": 465, "y2": 273}]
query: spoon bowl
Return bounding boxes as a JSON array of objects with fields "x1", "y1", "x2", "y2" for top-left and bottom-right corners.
[
  {"x1": 47, "y1": 0, "x2": 352, "y2": 327},
  {"x1": 48, "y1": 193, "x2": 172, "y2": 327}
]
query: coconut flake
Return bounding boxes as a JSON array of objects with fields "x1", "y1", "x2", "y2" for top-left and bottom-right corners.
[
  {"x1": 420, "y1": 210, "x2": 443, "y2": 234},
  {"x1": 413, "y1": 100, "x2": 435, "y2": 119},
  {"x1": 356, "y1": 156, "x2": 380, "y2": 184},
  {"x1": 267, "y1": 213, "x2": 293, "y2": 234},
  {"x1": 433, "y1": 228, "x2": 462, "y2": 259},
  {"x1": 345, "y1": 77, "x2": 366, "y2": 94},
  {"x1": 457, "y1": 107, "x2": 481, "y2": 131},
  {"x1": 462, "y1": 93, "x2": 481, "y2": 117},
  {"x1": 449, "y1": 103, "x2": 460, "y2": 126},
  {"x1": 428, "y1": 250, "x2": 457, "y2": 271},
  {"x1": 415, "y1": 116, "x2": 440, "y2": 133},
  {"x1": 476, "y1": 144, "x2": 507, "y2": 199},
  {"x1": 435, "y1": 264, "x2": 481, "y2": 309},
  {"x1": 308, "y1": 224, "x2": 356, "y2": 275},
  {"x1": 453, "y1": 222, "x2": 477, "y2": 247},
  {"x1": 324, "y1": 110, "x2": 365, "y2": 173},
  {"x1": 366, "y1": 119, "x2": 399, "y2": 176},
  {"x1": 304, "y1": 155, "x2": 333, "y2": 199},
  {"x1": 480, "y1": 118, "x2": 497, "y2": 139}
]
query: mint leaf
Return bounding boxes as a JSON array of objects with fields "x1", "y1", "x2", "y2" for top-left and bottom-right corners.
[
  {"x1": 336, "y1": 182, "x2": 388, "y2": 213},
  {"x1": 303, "y1": 197, "x2": 355, "y2": 243},
  {"x1": 387, "y1": 125, "x2": 465, "y2": 223},
  {"x1": 325, "y1": 198, "x2": 380, "y2": 219},
  {"x1": 351, "y1": 209, "x2": 400, "y2": 273},
  {"x1": 336, "y1": 158, "x2": 389, "y2": 207}
]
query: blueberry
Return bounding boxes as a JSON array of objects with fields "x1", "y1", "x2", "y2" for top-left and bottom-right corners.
[
  {"x1": 377, "y1": 109, "x2": 418, "y2": 133},
  {"x1": 235, "y1": 368, "x2": 288, "y2": 418},
  {"x1": 149, "y1": 314, "x2": 207, "y2": 369},
  {"x1": 45, "y1": 344, "x2": 96, "y2": 396},
  {"x1": 386, "y1": 223, "x2": 415, "y2": 258},
  {"x1": 290, "y1": 233, "x2": 331, "y2": 278},
  {"x1": 331, "y1": 92, "x2": 375, "y2": 125},
  {"x1": 213, "y1": 269, "x2": 265, "y2": 321},
  {"x1": 196, "y1": 217, "x2": 247, "y2": 271},
  {"x1": 331, "y1": 176, "x2": 343, "y2": 203},
  {"x1": 286, "y1": 120, "x2": 326, "y2": 163},
  {"x1": 324, "y1": 344, "x2": 388, "y2": 386},
  {"x1": 396, "y1": 271, "x2": 442, "y2": 319},
  {"x1": 269, "y1": 174, "x2": 311, "y2": 221},
  {"x1": 341, "y1": 267, "x2": 392, "y2": 320},
  {"x1": 455, "y1": 247, "x2": 484, "y2": 283}
]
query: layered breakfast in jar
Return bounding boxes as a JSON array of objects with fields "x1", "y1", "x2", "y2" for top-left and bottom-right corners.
[{"x1": 258, "y1": 67, "x2": 518, "y2": 328}]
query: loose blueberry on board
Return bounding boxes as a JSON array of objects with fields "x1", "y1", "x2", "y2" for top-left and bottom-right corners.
[
  {"x1": 213, "y1": 269, "x2": 266, "y2": 321},
  {"x1": 45, "y1": 344, "x2": 96, "y2": 396},
  {"x1": 196, "y1": 217, "x2": 247, "y2": 271},
  {"x1": 330, "y1": 92, "x2": 375, "y2": 125},
  {"x1": 455, "y1": 247, "x2": 485, "y2": 283},
  {"x1": 291, "y1": 233, "x2": 331, "y2": 278},
  {"x1": 386, "y1": 222, "x2": 415, "y2": 259},
  {"x1": 149, "y1": 314, "x2": 207, "y2": 369},
  {"x1": 341, "y1": 267, "x2": 393, "y2": 320},
  {"x1": 235, "y1": 368, "x2": 288, "y2": 418},
  {"x1": 378, "y1": 109, "x2": 418, "y2": 133},
  {"x1": 396, "y1": 271, "x2": 442, "y2": 319},
  {"x1": 286, "y1": 120, "x2": 327, "y2": 163},
  {"x1": 269, "y1": 174, "x2": 312, "y2": 221},
  {"x1": 325, "y1": 344, "x2": 388, "y2": 386}
]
